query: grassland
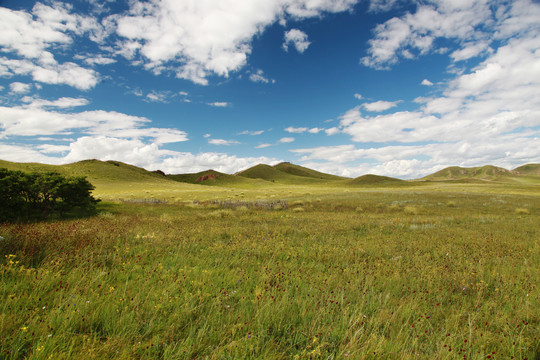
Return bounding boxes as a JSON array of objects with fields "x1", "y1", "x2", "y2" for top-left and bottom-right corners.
[{"x1": 1, "y1": 160, "x2": 539, "y2": 359}]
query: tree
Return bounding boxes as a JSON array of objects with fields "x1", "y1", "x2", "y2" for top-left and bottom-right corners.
[{"x1": 0, "y1": 169, "x2": 99, "y2": 221}]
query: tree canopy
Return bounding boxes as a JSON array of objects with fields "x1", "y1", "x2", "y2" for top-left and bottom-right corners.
[{"x1": 0, "y1": 169, "x2": 99, "y2": 221}]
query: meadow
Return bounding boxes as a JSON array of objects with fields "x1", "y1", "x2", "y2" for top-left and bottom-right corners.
[{"x1": 0, "y1": 161, "x2": 539, "y2": 359}]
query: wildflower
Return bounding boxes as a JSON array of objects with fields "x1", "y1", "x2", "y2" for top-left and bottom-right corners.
[{"x1": 20, "y1": 326, "x2": 28, "y2": 332}]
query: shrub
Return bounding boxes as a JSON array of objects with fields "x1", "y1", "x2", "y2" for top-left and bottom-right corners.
[{"x1": 0, "y1": 169, "x2": 99, "y2": 221}]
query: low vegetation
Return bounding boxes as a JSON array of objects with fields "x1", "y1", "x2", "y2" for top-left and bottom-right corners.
[
  {"x1": 0, "y1": 160, "x2": 538, "y2": 359},
  {"x1": 0, "y1": 169, "x2": 99, "y2": 221}
]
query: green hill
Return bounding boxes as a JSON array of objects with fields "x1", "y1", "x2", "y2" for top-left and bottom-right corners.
[
  {"x1": 235, "y1": 164, "x2": 338, "y2": 185},
  {"x1": 167, "y1": 169, "x2": 268, "y2": 187},
  {"x1": 423, "y1": 165, "x2": 513, "y2": 181},
  {"x1": 512, "y1": 163, "x2": 540, "y2": 176},
  {"x1": 273, "y1": 162, "x2": 347, "y2": 181},
  {"x1": 0, "y1": 159, "x2": 167, "y2": 184},
  {"x1": 347, "y1": 174, "x2": 404, "y2": 185}
]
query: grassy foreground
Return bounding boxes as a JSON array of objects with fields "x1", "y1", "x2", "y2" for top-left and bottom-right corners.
[{"x1": 1, "y1": 189, "x2": 539, "y2": 359}]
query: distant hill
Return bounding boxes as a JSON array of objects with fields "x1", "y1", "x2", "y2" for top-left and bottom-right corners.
[
  {"x1": 273, "y1": 162, "x2": 347, "y2": 181},
  {"x1": 235, "y1": 163, "x2": 341, "y2": 184},
  {"x1": 347, "y1": 174, "x2": 404, "y2": 185},
  {"x1": 167, "y1": 169, "x2": 268, "y2": 187},
  {"x1": 512, "y1": 164, "x2": 540, "y2": 176},
  {"x1": 0, "y1": 159, "x2": 166, "y2": 184},
  {"x1": 422, "y1": 164, "x2": 540, "y2": 184},
  {"x1": 423, "y1": 165, "x2": 513, "y2": 181}
]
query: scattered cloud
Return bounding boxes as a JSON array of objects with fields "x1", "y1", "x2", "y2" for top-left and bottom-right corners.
[
  {"x1": 207, "y1": 102, "x2": 231, "y2": 108},
  {"x1": 354, "y1": 93, "x2": 363, "y2": 100},
  {"x1": 239, "y1": 130, "x2": 265, "y2": 136},
  {"x1": 279, "y1": 137, "x2": 295, "y2": 143},
  {"x1": 0, "y1": 3, "x2": 102, "y2": 89},
  {"x1": 362, "y1": 100, "x2": 401, "y2": 112},
  {"x1": 285, "y1": 126, "x2": 308, "y2": 133},
  {"x1": 113, "y1": 0, "x2": 357, "y2": 84},
  {"x1": 9, "y1": 82, "x2": 32, "y2": 94},
  {"x1": 285, "y1": 126, "x2": 324, "y2": 134},
  {"x1": 0, "y1": 101, "x2": 188, "y2": 144},
  {"x1": 249, "y1": 69, "x2": 275, "y2": 84},
  {"x1": 283, "y1": 29, "x2": 311, "y2": 53},
  {"x1": 208, "y1": 138, "x2": 240, "y2": 146},
  {"x1": 21, "y1": 96, "x2": 90, "y2": 109},
  {"x1": 421, "y1": 79, "x2": 434, "y2": 86},
  {"x1": 255, "y1": 143, "x2": 272, "y2": 149},
  {"x1": 361, "y1": 1, "x2": 495, "y2": 69}
]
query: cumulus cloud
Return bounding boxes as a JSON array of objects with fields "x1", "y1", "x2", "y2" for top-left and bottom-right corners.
[
  {"x1": 112, "y1": 0, "x2": 356, "y2": 84},
  {"x1": 362, "y1": 100, "x2": 401, "y2": 112},
  {"x1": 0, "y1": 102, "x2": 188, "y2": 144},
  {"x1": 239, "y1": 130, "x2": 265, "y2": 135},
  {"x1": 291, "y1": 0, "x2": 540, "y2": 178},
  {"x1": 9, "y1": 82, "x2": 32, "y2": 94},
  {"x1": 207, "y1": 102, "x2": 231, "y2": 107},
  {"x1": 279, "y1": 137, "x2": 295, "y2": 143},
  {"x1": 0, "y1": 3, "x2": 102, "y2": 89},
  {"x1": 361, "y1": 0, "x2": 495, "y2": 69},
  {"x1": 421, "y1": 79, "x2": 434, "y2": 86},
  {"x1": 283, "y1": 29, "x2": 311, "y2": 53},
  {"x1": 21, "y1": 96, "x2": 90, "y2": 109},
  {"x1": 249, "y1": 69, "x2": 275, "y2": 83},
  {"x1": 208, "y1": 138, "x2": 240, "y2": 146}
]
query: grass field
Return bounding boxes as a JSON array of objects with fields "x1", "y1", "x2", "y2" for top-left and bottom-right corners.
[{"x1": 1, "y1": 161, "x2": 539, "y2": 359}]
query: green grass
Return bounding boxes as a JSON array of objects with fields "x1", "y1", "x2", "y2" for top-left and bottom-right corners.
[
  {"x1": 1, "y1": 185, "x2": 539, "y2": 359},
  {"x1": 1, "y1": 160, "x2": 539, "y2": 358}
]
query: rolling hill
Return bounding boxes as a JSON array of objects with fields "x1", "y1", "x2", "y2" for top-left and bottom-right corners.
[
  {"x1": 235, "y1": 163, "x2": 344, "y2": 185},
  {"x1": 273, "y1": 162, "x2": 347, "y2": 181},
  {"x1": 347, "y1": 174, "x2": 404, "y2": 186},
  {"x1": 512, "y1": 163, "x2": 540, "y2": 176},
  {"x1": 167, "y1": 169, "x2": 268, "y2": 187}
]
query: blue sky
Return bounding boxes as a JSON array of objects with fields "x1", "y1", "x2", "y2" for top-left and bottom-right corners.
[{"x1": 1, "y1": 0, "x2": 539, "y2": 178}]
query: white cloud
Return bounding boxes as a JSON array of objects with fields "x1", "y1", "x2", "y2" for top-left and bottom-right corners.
[
  {"x1": 21, "y1": 96, "x2": 90, "y2": 109},
  {"x1": 354, "y1": 93, "x2": 363, "y2": 100},
  {"x1": 82, "y1": 56, "x2": 117, "y2": 66},
  {"x1": 239, "y1": 130, "x2": 265, "y2": 135},
  {"x1": 207, "y1": 102, "x2": 231, "y2": 107},
  {"x1": 279, "y1": 137, "x2": 295, "y2": 143},
  {"x1": 208, "y1": 138, "x2": 240, "y2": 146},
  {"x1": 293, "y1": 2, "x2": 540, "y2": 178},
  {"x1": 9, "y1": 82, "x2": 32, "y2": 94},
  {"x1": 325, "y1": 127, "x2": 340, "y2": 135},
  {"x1": 285, "y1": 126, "x2": 308, "y2": 133},
  {"x1": 0, "y1": 103, "x2": 188, "y2": 144},
  {"x1": 285, "y1": 126, "x2": 324, "y2": 134},
  {"x1": 361, "y1": 0, "x2": 494, "y2": 69},
  {"x1": 249, "y1": 69, "x2": 275, "y2": 83},
  {"x1": 421, "y1": 79, "x2": 434, "y2": 86},
  {"x1": 283, "y1": 29, "x2": 311, "y2": 53},
  {"x1": 112, "y1": 0, "x2": 357, "y2": 84},
  {"x1": 362, "y1": 100, "x2": 401, "y2": 112},
  {"x1": 0, "y1": 3, "x2": 102, "y2": 89},
  {"x1": 255, "y1": 143, "x2": 272, "y2": 149},
  {"x1": 0, "y1": 57, "x2": 99, "y2": 90},
  {"x1": 368, "y1": 0, "x2": 400, "y2": 13}
]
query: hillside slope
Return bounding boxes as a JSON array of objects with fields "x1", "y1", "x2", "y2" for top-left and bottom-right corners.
[
  {"x1": 235, "y1": 164, "x2": 339, "y2": 185},
  {"x1": 347, "y1": 174, "x2": 404, "y2": 185},
  {"x1": 167, "y1": 169, "x2": 268, "y2": 187},
  {"x1": 273, "y1": 162, "x2": 347, "y2": 181}
]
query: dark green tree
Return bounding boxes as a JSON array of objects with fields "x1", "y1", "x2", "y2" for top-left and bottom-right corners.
[{"x1": 0, "y1": 169, "x2": 99, "y2": 221}]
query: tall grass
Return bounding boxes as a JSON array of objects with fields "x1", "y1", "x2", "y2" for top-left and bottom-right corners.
[{"x1": 1, "y1": 191, "x2": 538, "y2": 359}]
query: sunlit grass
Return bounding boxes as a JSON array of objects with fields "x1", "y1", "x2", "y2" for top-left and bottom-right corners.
[{"x1": 1, "y1": 187, "x2": 539, "y2": 359}]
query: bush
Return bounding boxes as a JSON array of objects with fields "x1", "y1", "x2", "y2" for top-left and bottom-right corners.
[{"x1": 0, "y1": 169, "x2": 99, "y2": 221}]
